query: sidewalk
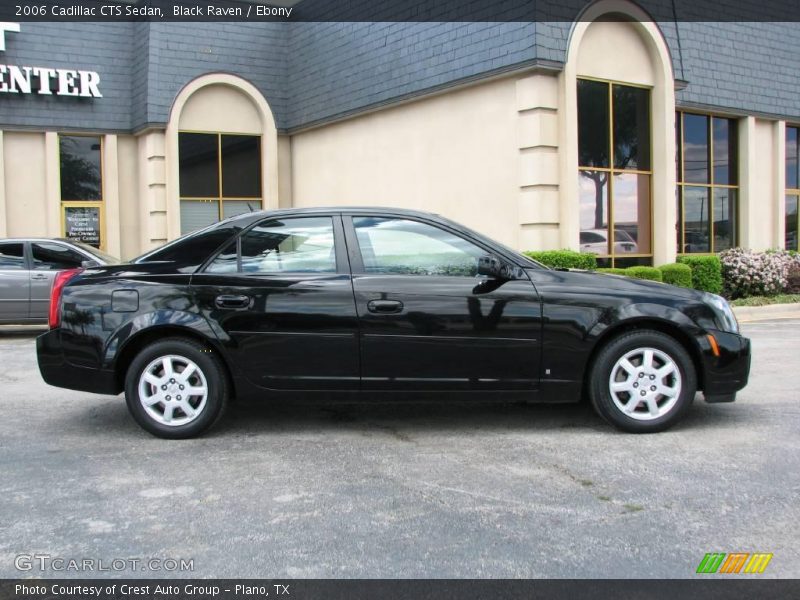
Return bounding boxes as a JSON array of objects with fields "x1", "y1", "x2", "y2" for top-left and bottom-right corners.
[{"x1": 733, "y1": 303, "x2": 800, "y2": 323}]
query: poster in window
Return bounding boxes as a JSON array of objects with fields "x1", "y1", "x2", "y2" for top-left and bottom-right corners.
[{"x1": 64, "y1": 206, "x2": 101, "y2": 247}]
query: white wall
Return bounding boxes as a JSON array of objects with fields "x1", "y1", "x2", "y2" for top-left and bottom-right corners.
[{"x1": 291, "y1": 77, "x2": 522, "y2": 249}]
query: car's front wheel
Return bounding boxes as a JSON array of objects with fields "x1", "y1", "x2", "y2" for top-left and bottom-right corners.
[
  {"x1": 589, "y1": 330, "x2": 696, "y2": 433},
  {"x1": 124, "y1": 338, "x2": 229, "y2": 439}
]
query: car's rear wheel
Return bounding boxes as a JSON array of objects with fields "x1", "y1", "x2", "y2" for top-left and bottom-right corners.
[
  {"x1": 588, "y1": 330, "x2": 696, "y2": 433},
  {"x1": 125, "y1": 338, "x2": 228, "y2": 439}
]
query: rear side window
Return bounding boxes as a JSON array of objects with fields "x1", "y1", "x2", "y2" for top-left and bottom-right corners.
[
  {"x1": 0, "y1": 242, "x2": 25, "y2": 270},
  {"x1": 32, "y1": 242, "x2": 85, "y2": 270},
  {"x1": 206, "y1": 217, "x2": 336, "y2": 274},
  {"x1": 137, "y1": 224, "x2": 242, "y2": 273}
]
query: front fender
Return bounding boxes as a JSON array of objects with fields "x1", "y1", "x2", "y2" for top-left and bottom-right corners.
[{"x1": 587, "y1": 302, "x2": 703, "y2": 340}]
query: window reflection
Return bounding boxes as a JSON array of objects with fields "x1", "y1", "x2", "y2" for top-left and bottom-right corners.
[
  {"x1": 683, "y1": 113, "x2": 709, "y2": 184},
  {"x1": 613, "y1": 173, "x2": 651, "y2": 255},
  {"x1": 677, "y1": 112, "x2": 739, "y2": 253},
  {"x1": 578, "y1": 79, "x2": 652, "y2": 266},
  {"x1": 786, "y1": 127, "x2": 798, "y2": 190},
  {"x1": 713, "y1": 118, "x2": 736, "y2": 185},
  {"x1": 578, "y1": 80, "x2": 610, "y2": 169},
  {"x1": 613, "y1": 85, "x2": 650, "y2": 170},
  {"x1": 579, "y1": 172, "x2": 609, "y2": 255},
  {"x1": 713, "y1": 188, "x2": 736, "y2": 251},
  {"x1": 179, "y1": 132, "x2": 262, "y2": 234},
  {"x1": 682, "y1": 187, "x2": 710, "y2": 253},
  {"x1": 59, "y1": 136, "x2": 102, "y2": 201},
  {"x1": 787, "y1": 195, "x2": 798, "y2": 251}
]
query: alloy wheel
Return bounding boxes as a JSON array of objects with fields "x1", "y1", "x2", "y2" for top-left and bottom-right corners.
[
  {"x1": 137, "y1": 354, "x2": 208, "y2": 427},
  {"x1": 608, "y1": 347, "x2": 682, "y2": 421}
]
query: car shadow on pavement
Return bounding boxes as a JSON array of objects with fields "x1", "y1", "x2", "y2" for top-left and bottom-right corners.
[{"x1": 58, "y1": 393, "x2": 749, "y2": 439}]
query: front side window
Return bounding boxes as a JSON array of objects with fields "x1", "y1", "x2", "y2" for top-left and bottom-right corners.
[
  {"x1": 578, "y1": 79, "x2": 652, "y2": 268},
  {"x1": 207, "y1": 217, "x2": 336, "y2": 274},
  {"x1": 353, "y1": 217, "x2": 485, "y2": 277},
  {"x1": 179, "y1": 132, "x2": 262, "y2": 234},
  {"x1": 676, "y1": 112, "x2": 739, "y2": 254},
  {"x1": 786, "y1": 126, "x2": 799, "y2": 251},
  {"x1": 59, "y1": 135, "x2": 104, "y2": 249},
  {"x1": 31, "y1": 242, "x2": 85, "y2": 270},
  {"x1": 0, "y1": 242, "x2": 25, "y2": 270}
]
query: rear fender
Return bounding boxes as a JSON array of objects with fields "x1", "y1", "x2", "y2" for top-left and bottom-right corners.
[{"x1": 102, "y1": 309, "x2": 222, "y2": 370}]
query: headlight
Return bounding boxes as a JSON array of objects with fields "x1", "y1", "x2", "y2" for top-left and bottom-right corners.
[{"x1": 703, "y1": 292, "x2": 739, "y2": 334}]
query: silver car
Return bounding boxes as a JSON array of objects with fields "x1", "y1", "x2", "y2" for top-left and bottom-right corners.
[{"x1": 0, "y1": 238, "x2": 119, "y2": 324}]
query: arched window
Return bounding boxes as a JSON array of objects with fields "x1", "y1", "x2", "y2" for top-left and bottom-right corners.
[{"x1": 166, "y1": 74, "x2": 279, "y2": 240}]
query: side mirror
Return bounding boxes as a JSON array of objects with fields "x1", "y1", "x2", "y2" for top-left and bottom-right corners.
[
  {"x1": 478, "y1": 255, "x2": 516, "y2": 280},
  {"x1": 81, "y1": 259, "x2": 100, "y2": 268}
]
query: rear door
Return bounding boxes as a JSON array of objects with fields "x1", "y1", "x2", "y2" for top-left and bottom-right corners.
[
  {"x1": 29, "y1": 241, "x2": 88, "y2": 320},
  {"x1": 191, "y1": 214, "x2": 360, "y2": 391},
  {"x1": 344, "y1": 215, "x2": 542, "y2": 391},
  {"x1": 0, "y1": 241, "x2": 30, "y2": 322}
]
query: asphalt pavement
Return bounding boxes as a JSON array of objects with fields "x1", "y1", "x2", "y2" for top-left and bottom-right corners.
[{"x1": 0, "y1": 321, "x2": 798, "y2": 578}]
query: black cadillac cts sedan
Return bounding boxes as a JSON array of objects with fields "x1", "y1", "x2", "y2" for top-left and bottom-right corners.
[{"x1": 37, "y1": 208, "x2": 750, "y2": 438}]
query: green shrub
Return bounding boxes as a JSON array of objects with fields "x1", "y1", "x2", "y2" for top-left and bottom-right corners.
[
  {"x1": 596, "y1": 268, "x2": 627, "y2": 275},
  {"x1": 624, "y1": 266, "x2": 663, "y2": 282},
  {"x1": 677, "y1": 255, "x2": 723, "y2": 294},
  {"x1": 523, "y1": 250, "x2": 597, "y2": 270},
  {"x1": 658, "y1": 263, "x2": 693, "y2": 288}
]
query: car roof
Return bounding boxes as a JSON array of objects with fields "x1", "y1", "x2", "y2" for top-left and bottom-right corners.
[{"x1": 221, "y1": 206, "x2": 443, "y2": 223}]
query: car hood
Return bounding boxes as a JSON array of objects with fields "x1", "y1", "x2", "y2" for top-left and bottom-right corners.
[{"x1": 526, "y1": 268, "x2": 706, "y2": 302}]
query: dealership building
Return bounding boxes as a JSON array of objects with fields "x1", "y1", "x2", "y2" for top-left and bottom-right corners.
[{"x1": 0, "y1": 1, "x2": 799, "y2": 266}]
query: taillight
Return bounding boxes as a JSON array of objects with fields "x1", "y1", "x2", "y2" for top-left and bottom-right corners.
[{"x1": 49, "y1": 268, "x2": 83, "y2": 329}]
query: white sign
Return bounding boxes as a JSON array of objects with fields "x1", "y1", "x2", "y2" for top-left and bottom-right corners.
[{"x1": 0, "y1": 22, "x2": 102, "y2": 98}]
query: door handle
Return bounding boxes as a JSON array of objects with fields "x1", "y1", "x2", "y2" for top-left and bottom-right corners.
[
  {"x1": 367, "y1": 299, "x2": 403, "y2": 314},
  {"x1": 31, "y1": 273, "x2": 48, "y2": 280},
  {"x1": 215, "y1": 294, "x2": 251, "y2": 309}
]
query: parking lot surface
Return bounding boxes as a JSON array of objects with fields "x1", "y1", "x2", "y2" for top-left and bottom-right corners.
[{"x1": 0, "y1": 321, "x2": 798, "y2": 578}]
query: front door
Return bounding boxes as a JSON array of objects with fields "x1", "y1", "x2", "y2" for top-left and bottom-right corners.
[
  {"x1": 0, "y1": 241, "x2": 30, "y2": 322},
  {"x1": 345, "y1": 215, "x2": 542, "y2": 391},
  {"x1": 191, "y1": 214, "x2": 360, "y2": 391}
]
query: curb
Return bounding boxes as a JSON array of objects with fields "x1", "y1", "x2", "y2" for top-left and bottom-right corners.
[{"x1": 733, "y1": 303, "x2": 800, "y2": 323}]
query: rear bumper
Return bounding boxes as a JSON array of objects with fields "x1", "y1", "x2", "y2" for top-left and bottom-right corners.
[
  {"x1": 37, "y1": 329, "x2": 120, "y2": 395},
  {"x1": 699, "y1": 330, "x2": 751, "y2": 401}
]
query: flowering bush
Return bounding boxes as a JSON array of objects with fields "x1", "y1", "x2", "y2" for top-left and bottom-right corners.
[{"x1": 719, "y1": 248, "x2": 800, "y2": 298}]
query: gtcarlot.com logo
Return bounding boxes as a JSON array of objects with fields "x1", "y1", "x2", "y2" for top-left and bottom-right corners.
[
  {"x1": 15, "y1": 554, "x2": 194, "y2": 573},
  {"x1": 696, "y1": 552, "x2": 773, "y2": 574}
]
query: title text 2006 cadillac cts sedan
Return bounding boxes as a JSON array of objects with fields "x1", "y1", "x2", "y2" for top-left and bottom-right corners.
[{"x1": 37, "y1": 208, "x2": 750, "y2": 438}]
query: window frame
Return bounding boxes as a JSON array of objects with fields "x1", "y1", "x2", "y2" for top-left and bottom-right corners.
[
  {"x1": 344, "y1": 214, "x2": 497, "y2": 277},
  {"x1": 577, "y1": 77, "x2": 654, "y2": 268},
  {"x1": 58, "y1": 133, "x2": 106, "y2": 251},
  {"x1": 178, "y1": 130, "x2": 263, "y2": 234},
  {"x1": 786, "y1": 124, "x2": 800, "y2": 252},
  {"x1": 199, "y1": 214, "x2": 349, "y2": 276},
  {"x1": 676, "y1": 110, "x2": 740, "y2": 255}
]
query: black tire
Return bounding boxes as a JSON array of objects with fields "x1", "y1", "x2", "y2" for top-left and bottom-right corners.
[
  {"x1": 588, "y1": 330, "x2": 696, "y2": 433},
  {"x1": 124, "y1": 337, "x2": 229, "y2": 439}
]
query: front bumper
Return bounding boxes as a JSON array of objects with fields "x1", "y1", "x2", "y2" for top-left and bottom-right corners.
[
  {"x1": 37, "y1": 329, "x2": 119, "y2": 395},
  {"x1": 699, "y1": 330, "x2": 751, "y2": 402}
]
